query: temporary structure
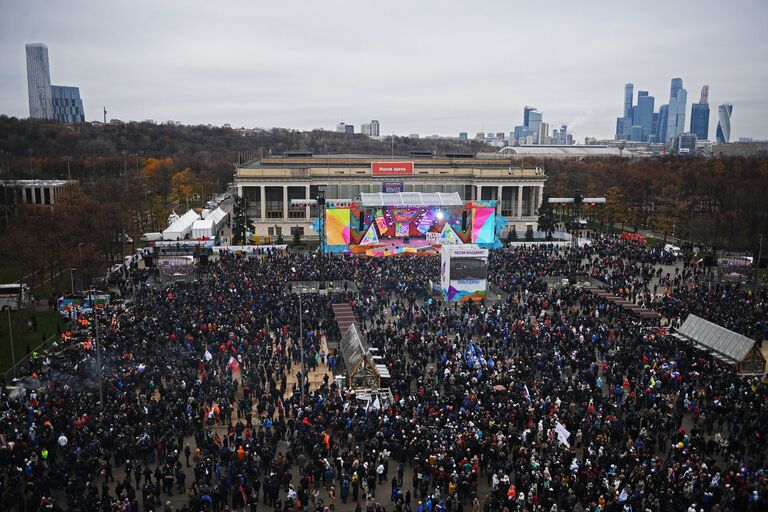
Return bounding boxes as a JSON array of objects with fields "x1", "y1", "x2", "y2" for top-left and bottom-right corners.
[
  {"x1": 191, "y1": 218, "x2": 215, "y2": 239},
  {"x1": 162, "y1": 209, "x2": 200, "y2": 241},
  {"x1": 674, "y1": 314, "x2": 766, "y2": 375}
]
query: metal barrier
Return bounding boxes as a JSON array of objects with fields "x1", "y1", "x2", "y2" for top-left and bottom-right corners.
[{"x1": 2, "y1": 327, "x2": 67, "y2": 383}]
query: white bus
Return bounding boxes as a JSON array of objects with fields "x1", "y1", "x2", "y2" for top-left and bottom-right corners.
[{"x1": 0, "y1": 283, "x2": 30, "y2": 311}]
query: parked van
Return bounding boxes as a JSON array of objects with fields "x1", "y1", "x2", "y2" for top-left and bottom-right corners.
[
  {"x1": 140, "y1": 232, "x2": 163, "y2": 242},
  {"x1": 0, "y1": 283, "x2": 30, "y2": 310},
  {"x1": 664, "y1": 244, "x2": 682, "y2": 257}
]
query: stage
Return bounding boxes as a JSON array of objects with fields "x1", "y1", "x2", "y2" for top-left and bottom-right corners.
[
  {"x1": 322, "y1": 191, "x2": 503, "y2": 257},
  {"x1": 350, "y1": 236, "x2": 439, "y2": 256}
]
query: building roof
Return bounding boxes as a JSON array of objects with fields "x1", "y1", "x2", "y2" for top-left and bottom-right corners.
[
  {"x1": 163, "y1": 209, "x2": 200, "y2": 238},
  {"x1": 0, "y1": 179, "x2": 72, "y2": 186},
  {"x1": 497, "y1": 145, "x2": 622, "y2": 156},
  {"x1": 360, "y1": 191, "x2": 463, "y2": 207},
  {"x1": 675, "y1": 314, "x2": 757, "y2": 364}
]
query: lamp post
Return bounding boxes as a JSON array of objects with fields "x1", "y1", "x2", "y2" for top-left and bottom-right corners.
[
  {"x1": 70, "y1": 268, "x2": 76, "y2": 294},
  {"x1": 89, "y1": 288, "x2": 103, "y2": 410},
  {"x1": 61, "y1": 156, "x2": 73, "y2": 179},
  {"x1": 78, "y1": 243, "x2": 84, "y2": 291},
  {"x1": 756, "y1": 234, "x2": 764, "y2": 285},
  {"x1": 299, "y1": 289, "x2": 305, "y2": 404},
  {"x1": 7, "y1": 308, "x2": 16, "y2": 378}
]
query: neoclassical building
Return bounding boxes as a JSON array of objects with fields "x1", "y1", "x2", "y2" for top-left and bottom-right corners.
[{"x1": 233, "y1": 152, "x2": 546, "y2": 240}]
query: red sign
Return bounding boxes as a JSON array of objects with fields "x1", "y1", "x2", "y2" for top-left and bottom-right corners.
[{"x1": 371, "y1": 162, "x2": 414, "y2": 176}]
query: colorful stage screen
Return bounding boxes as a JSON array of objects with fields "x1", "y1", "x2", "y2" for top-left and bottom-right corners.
[
  {"x1": 395, "y1": 222, "x2": 409, "y2": 237},
  {"x1": 326, "y1": 208, "x2": 351, "y2": 245},
  {"x1": 471, "y1": 207, "x2": 496, "y2": 244}
]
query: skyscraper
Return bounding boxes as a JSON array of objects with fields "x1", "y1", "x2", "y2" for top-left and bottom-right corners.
[
  {"x1": 633, "y1": 91, "x2": 655, "y2": 141},
  {"x1": 616, "y1": 84, "x2": 636, "y2": 140},
  {"x1": 624, "y1": 83, "x2": 634, "y2": 118},
  {"x1": 527, "y1": 110, "x2": 542, "y2": 144},
  {"x1": 665, "y1": 78, "x2": 687, "y2": 142},
  {"x1": 690, "y1": 85, "x2": 710, "y2": 140},
  {"x1": 26, "y1": 43, "x2": 52, "y2": 119},
  {"x1": 716, "y1": 104, "x2": 733, "y2": 144},
  {"x1": 51, "y1": 86, "x2": 85, "y2": 123},
  {"x1": 657, "y1": 104, "x2": 669, "y2": 143},
  {"x1": 523, "y1": 106, "x2": 536, "y2": 129}
]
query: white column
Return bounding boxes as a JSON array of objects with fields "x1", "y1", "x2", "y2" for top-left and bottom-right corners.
[
  {"x1": 517, "y1": 185, "x2": 523, "y2": 218},
  {"x1": 260, "y1": 186, "x2": 266, "y2": 221},
  {"x1": 476, "y1": 185, "x2": 482, "y2": 201},
  {"x1": 282, "y1": 186, "x2": 289, "y2": 220},
  {"x1": 538, "y1": 185, "x2": 544, "y2": 214},
  {"x1": 497, "y1": 185, "x2": 503, "y2": 214},
  {"x1": 305, "y1": 185, "x2": 311, "y2": 219}
]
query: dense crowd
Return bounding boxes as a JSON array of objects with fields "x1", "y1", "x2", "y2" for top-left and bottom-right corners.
[{"x1": 1, "y1": 236, "x2": 767, "y2": 512}]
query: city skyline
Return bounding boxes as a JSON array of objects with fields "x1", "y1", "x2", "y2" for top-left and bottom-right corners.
[{"x1": 1, "y1": 0, "x2": 766, "y2": 140}]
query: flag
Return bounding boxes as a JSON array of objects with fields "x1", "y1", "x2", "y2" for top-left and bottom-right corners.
[
  {"x1": 227, "y1": 356, "x2": 240, "y2": 371},
  {"x1": 204, "y1": 350, "x2": 213, "y2": 362},
  {"x1": 523, "y1": 385, "x2": 531, "y2": 402},
  {"x1": 213, "y1": 432, "x2": 222, "y2": 447},
  {"x1": 372, "y1": 397, "x2": 381, "y2": 410},
  {"x1": 618, "y1": 489, "x2": 628, "y2": 502}
]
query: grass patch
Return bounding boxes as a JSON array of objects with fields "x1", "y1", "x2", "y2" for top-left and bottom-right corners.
[{"x1": 0, "y1": 309, "x2": 65, "y2": 376}]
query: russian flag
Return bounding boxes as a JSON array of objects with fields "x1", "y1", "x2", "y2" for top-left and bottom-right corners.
[
  {"x1": 227, "y1": 356, "x2": 240, "y2": 372},
  {"x1": 523, "y1": 384, "x2": 531, "y2": 402}
]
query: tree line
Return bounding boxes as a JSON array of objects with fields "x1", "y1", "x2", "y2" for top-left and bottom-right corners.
[{"x1": 0, "y1": 116, "x2": 766, "y2": 287}]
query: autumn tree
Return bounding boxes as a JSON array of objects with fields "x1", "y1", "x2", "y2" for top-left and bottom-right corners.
[
  {"x1": 170, "y1": 167, "x2": 196, "y2": 204},
  {"x1": 141, "y1": 157, "x2": 174, "y2": 201}
]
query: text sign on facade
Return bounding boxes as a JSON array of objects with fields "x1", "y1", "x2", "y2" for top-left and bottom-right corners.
[
  {"x1": 382, "y1": 181, "x2": 404, "y2": 193},
  {"x1": 371, "y1": 162, "x2": 414, "y2": 176}
]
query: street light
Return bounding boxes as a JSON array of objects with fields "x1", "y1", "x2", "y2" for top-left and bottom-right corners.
[
  {"x1": 78, "y1": 243, "x2": 84, "y2": 291},
  {"x1": 299, "y1": 289, "x2": 305, "y2": 403},
  {"x1": 88, "y1": 288, "x2": 104, "y2": 410},
  {"x1": 61, "y1": 156, "x2": 73, "y2": 179},
  {"x1": 70, "y1": 268, "x2": 76, "y2": 294},
  {"x1": 7, "y1": 308, "x2": 16, "y2": 379}
]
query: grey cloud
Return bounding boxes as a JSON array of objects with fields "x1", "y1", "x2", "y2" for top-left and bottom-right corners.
[{"x1": 0, "y1": 0, "x2": 766, "y2": 141}]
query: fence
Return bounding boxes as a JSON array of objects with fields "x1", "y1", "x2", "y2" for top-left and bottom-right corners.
[{"x1": 2, "y1": 326, "x2": 67, "y2": 383}]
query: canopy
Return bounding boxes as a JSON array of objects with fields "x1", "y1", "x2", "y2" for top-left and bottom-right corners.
[
  {"x1": 191, "y1": 218, "x2": 214, "y2": 239},
  {"x1": 162, "y1": 209, "x2": 200, "y2": 241},
  {"x1": 675, "y1": 314, "x2": 765, "y2": 374},
  {"x1": 360, "y1": 192, "x2": 463, "y2": 207},
  {"x1": 338, "y1": 323, "x2": 381, "y2": 389}
]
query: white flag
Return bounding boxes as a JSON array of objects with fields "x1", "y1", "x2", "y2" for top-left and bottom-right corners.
[
  {"x1": 372, "y1": 397, "x2": 381, "y2": 410},
  {"x1": 204, "y1": 350, "x2": 213, "y2": 362}
]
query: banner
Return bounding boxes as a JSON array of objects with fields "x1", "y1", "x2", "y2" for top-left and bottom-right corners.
[
  {"x1": 382, "y1": 181, "x2": 404, "y2": 193},
  {"x1": 325, "y1": 208, "x2": 351, "y2": 245},
  {"x1": 555, "y1": 422, "x2": 571, "y2": 448},
  {"x1": 371, "y1": 162, "x2": 414, "y2": 176},
  {"x1": 471, "y1": 207, "x2": 496, "y2": 244}
]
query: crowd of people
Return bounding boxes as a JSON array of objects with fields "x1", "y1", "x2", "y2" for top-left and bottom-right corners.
[{"x1": 1, "y1": 234, "x2": 767, "y2": 512}]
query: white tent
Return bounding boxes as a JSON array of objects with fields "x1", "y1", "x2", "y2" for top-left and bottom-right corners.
[
  {"x1": 208, "y1": 207, "x2": 228, "y2": 232},
  {"x1": 162, "y1": 209, "x2": 200, "y2": 241},
  {"x1": 192, "y1": 218, "x2": 215, "y2": 239}
]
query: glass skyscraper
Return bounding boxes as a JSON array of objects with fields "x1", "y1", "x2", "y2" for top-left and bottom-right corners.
[
  {"x1": 51, "y1": 86, "x2": 85, "y2": 123},
  {"x1": 26, "y1": 43, "x2": 52, "y2": 119},
  {"x1": 632, "y1": 91, "x2": 654, "y2": 141},
  {"x1": 665, "y1": 78, "x2": 687, "y2": 142},
  {"x1": 689, "y1": 85, "x2": 710, "y2": 140},
  {"x1": 716, "y1": 104, "x2": 732, "y2": 144}
]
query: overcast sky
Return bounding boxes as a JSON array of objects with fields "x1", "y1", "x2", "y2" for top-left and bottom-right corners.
[{"x1": 1, "y1": 0, "x2": 766, "y2": 141}]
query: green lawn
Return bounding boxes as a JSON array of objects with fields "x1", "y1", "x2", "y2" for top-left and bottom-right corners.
[{"x1": 0, "y1": 309, "x2": 65, "y2": 377}]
